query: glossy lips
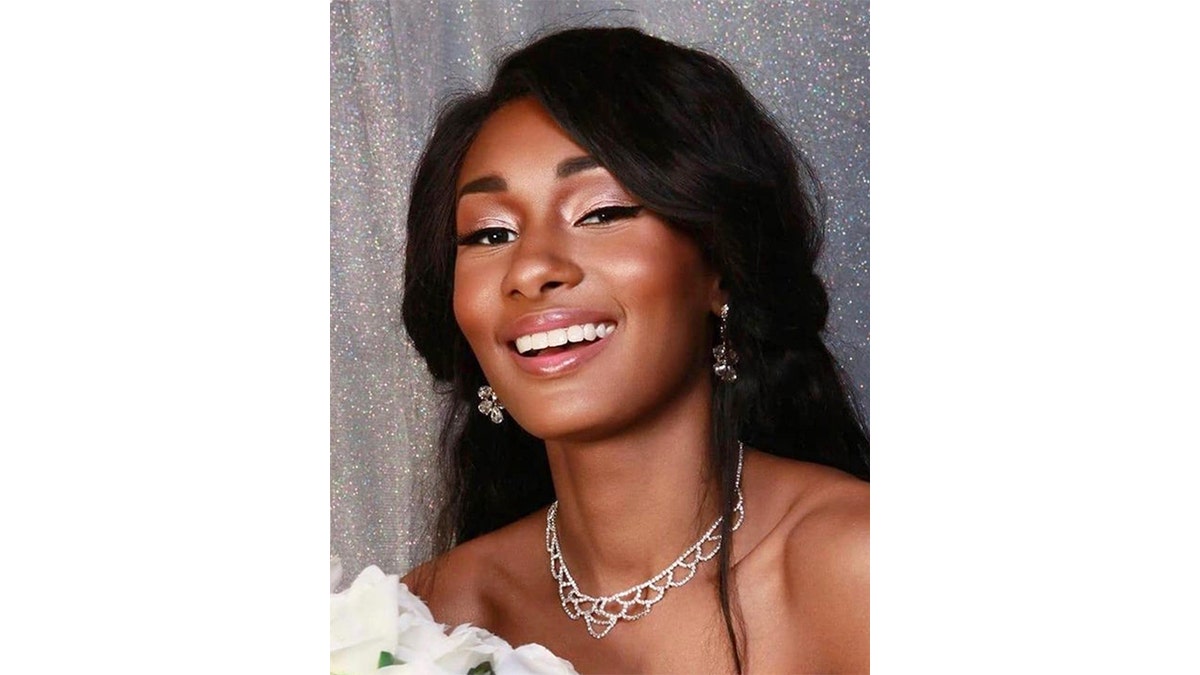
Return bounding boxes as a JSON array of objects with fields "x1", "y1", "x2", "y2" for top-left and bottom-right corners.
[
  {"x1": 514, "y1": 322, "x2": 616, "y2": 355},
  {"x1": 503, "y1": 312, "x2": 618, "y2": 377}
]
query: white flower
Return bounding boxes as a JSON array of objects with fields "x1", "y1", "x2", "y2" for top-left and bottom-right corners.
[
  {"x1": 331, "y1": 554, "x2": 345, "y2": 592},
  {"x1": 396, "y1": 580, "x2": 435, "y2": 624},
  {"x1": 393, "y1": 613, "x2": 500, "y2": 673},
  {"x1": 331, "y1": 566, "x2": 404, "y2": 675},
  {"x1": 330, "y1": 562, "x2": 580, "y2": 675}
]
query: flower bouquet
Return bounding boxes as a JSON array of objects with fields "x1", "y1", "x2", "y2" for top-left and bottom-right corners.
[{"x1": 331, "y1": 558, "x2": 578, "y2": 675}]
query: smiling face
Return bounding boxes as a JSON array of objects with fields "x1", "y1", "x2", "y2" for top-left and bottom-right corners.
[{"x1": 453, "y1": 98, "x2": 723, "y2": 442}]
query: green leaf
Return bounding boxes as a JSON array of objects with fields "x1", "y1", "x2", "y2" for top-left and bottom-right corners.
[
  {"x1": 467, "y1": 662, "x2": 495, "y2": 675},
  {"x1": 377, "y1": 651, "x2": 400, "y2": 668}
]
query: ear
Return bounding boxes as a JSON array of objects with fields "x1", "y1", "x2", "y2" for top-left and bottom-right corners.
[{"x1": 707, "y1": 274, "x2": 729, "y2": 316}]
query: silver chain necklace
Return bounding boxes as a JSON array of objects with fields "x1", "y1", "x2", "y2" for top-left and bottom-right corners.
[{"x1": 545, "y1": 443, "x2": 745, "y2": 639}]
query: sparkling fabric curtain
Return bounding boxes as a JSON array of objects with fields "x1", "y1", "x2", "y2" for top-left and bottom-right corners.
[{"x1": 331, "y1": 0, "x2": 869, "y2": 581}]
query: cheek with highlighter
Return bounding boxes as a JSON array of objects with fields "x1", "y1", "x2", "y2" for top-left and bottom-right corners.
[
  {"x1": 446, "y1": 97, "x2": 722, "y2": 440},
  {"x1": 453, "y1": 206, "x2": 719, "y2": 441}
]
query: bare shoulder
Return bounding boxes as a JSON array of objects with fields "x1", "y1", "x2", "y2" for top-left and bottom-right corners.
[
  {"x1": 739, "y1": 450, "x2": 868, "y2": 552},
  {"x1": 777, "y1": 459, "x2": 869, "y2": 604},
  {"x1": 739, "y1": 451, "x2": 870, "y2": 672},
  {"x1": 774, "y1": 456, "x2": 869, "y2": 565},
  {"x1": 400, "y1": 536, "x2": 493, "y2": 628},
  {"x1": 401, "y1": 508, "x2": 548, "y2": 630}
]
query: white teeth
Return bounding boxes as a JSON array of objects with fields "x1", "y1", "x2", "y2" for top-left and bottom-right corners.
[{"x1": 515, "y1": 322, "x2": 616, "y2": 354}]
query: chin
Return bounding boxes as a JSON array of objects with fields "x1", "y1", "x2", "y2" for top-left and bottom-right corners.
[{"x1": 507, "y1": 408, "x2": 617, "y2": 444}]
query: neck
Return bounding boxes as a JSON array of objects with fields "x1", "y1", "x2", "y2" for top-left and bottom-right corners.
[{"x1": 543, "y1": 385, "x2": 722, "y2": 594}]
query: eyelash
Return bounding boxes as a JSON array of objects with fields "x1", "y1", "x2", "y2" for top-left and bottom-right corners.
[
  {"x1": 575, "y1": 204, "x2": 643, "y2": 226},
  {"x1": 457, "y1": 227, "x2": 517, "y2": 247},
  {"x1": 456, "y1": 205, "x2": 643, "y2": 246}
]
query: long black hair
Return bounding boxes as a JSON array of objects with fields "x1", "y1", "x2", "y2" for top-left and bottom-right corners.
[{"x1": 402, "y1": 26, "x2": 868, "y2": 672}]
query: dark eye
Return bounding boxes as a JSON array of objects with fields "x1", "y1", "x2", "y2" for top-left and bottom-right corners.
[
  {"x1": 458, "y1": 227, "x2": 517, "y2": 247},
  {"x1": 576, "y1": 205, "x2": 643, "y2": 226}
]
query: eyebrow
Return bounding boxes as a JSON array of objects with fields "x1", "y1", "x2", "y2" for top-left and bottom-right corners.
[
  {"x1": 457, "y1": 155, "x2": 602, "y2": 199},
  {"x1": 457, "y1": 175, "x2": 506, "y2": 198},
  {"x1": 556, "y1": 155, "x2": 600, "y2": 178}
]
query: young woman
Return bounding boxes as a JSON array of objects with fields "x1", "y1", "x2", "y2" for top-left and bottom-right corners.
[{"x1": 401, "y1": 27, "x2": 869, "y2": 674}]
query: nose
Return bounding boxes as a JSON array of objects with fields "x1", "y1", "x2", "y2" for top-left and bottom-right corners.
[{"x1": 501, "y1": 223, "x2": 583, "y2": 300}]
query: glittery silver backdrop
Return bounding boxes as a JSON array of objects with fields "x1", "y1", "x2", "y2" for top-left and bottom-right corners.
[{"x1": 331, "y1": 0, "x2": 869, "y2": 581}]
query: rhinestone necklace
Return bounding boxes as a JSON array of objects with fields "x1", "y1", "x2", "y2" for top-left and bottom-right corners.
[{"x1": 545, "y1": 444, "x2": 745, "y2": 639}]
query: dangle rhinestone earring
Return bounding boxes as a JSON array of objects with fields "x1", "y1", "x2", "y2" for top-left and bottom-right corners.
[
  {"x1": 477, "y1": 385, "x2": 505, "y2": 424},
  {"x1": 712, "y1": 303, "x2": 738, "y2": 382}
]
